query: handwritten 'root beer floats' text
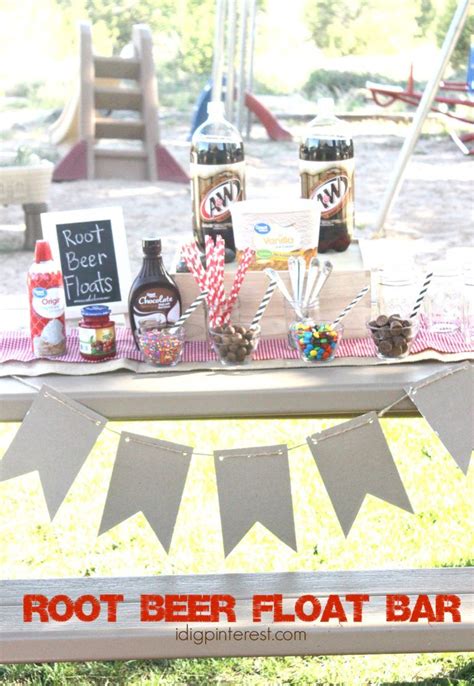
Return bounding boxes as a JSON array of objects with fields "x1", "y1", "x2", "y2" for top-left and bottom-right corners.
[
  {"x1": 61, "y1": 224, "x2": 114, "y2": 302},
  {"x1": 23, "y1": 593, "x2": 462, "y2": 624}
]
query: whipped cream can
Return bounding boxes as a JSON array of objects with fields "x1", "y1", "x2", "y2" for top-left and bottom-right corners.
[{"x1": 28, "y1": 240, "x2": 67, "y2": 357}]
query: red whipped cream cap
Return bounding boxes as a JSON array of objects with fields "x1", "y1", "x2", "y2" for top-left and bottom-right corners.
[{"x1": 34, "y1": 240, "x2": 53, "y2": 263}]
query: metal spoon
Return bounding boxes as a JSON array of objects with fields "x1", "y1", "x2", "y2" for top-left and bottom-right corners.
[
  {"x1": 311, "y1": 259, "x2": 333, "y2": 301},
  {"x1": 303, "y1": 257, "x2": 320, "y2": 307},
  {"x1": 287, "y1": 257, "x2": 300, "y2": 304},
  {"x1": 296, "y1": 256, "x2": 306, "y2": 304},
  {"x1": 265, "y1": 268, "x2": 303, "y2": 318}
]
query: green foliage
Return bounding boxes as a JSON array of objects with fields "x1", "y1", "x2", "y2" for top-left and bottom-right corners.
[
  {"x1": 304, "y1": 0, "x2": 438, "y2": 56},
  {"x1": 56, "y1": 0, "x2": 215, "y2": 77},
  {"x1": 302, "y1": 68, "x2": 406, "y2": 103},
  {"x1": 435, "y1": 0, "x2": 474, "y2": 70},
  {"x1": 1, "y1": 654, "x2": 473, "y2": 684},
  {"x1": 415, "y1": 0, "x2": 436, "y2": 38}
]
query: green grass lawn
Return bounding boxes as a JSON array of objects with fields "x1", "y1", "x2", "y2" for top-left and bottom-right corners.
[{"x1": 1, "y1": 417, "x2": 473, "y2": 685}]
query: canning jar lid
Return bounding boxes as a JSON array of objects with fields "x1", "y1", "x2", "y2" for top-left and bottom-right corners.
[
  {"x1": 379, "y1": 267, "x2": 414, "y2": 286},
  {"x1": 81, "y1": 305, "x2": 111, "y2": 317}
]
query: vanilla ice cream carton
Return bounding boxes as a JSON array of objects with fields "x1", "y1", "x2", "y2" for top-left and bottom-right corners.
[{"x1": 28, "y1": 240, "x2": 66, "y2": 357}]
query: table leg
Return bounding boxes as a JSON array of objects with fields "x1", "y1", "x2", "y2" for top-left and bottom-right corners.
[{"x1": 22, "y1": 203, "x2": 48, "y2": 250}]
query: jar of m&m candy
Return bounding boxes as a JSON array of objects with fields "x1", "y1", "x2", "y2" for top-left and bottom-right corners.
[
  {"x1": 292, "y1": 321, "x2": 343, "y2": 362},
  {"x1": 78, "y1": 306, "x2": 116, "y2": 361}
]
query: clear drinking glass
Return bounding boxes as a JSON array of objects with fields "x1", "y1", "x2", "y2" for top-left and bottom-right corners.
[
  {"x1": 376, "y1": 267, "x2": 418, "y2": 321},
  {"x1": 462, "y1": 268, "x2": 474, "y2": 346},
  {"x1": 425, "y1": 261, "x2": 462, "y2": 334}
]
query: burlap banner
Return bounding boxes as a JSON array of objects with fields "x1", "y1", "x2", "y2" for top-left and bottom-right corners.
[
  {"x1": 1, "y1": 363, "x2": 472, "y2": 555},
  {"x1": 306, "y1": 412, "x2": 413, "y2": 536},
  {"x1": 214, "y1": 444, "x2": 297, "y2": 555},
  {"x1": 0, "y1": 385, "x2": 106, "y2": 519},
  {"x1": 405, "y1": 362, "x2": 472, "y2": 474},
  {"x1": 99, "y1": 432, "x2": 193, "y2": 553}
]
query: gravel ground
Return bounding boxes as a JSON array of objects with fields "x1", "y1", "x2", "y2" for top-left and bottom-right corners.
[{"x1": 1, "y1": 118, "x2": 473, "y2": 295}]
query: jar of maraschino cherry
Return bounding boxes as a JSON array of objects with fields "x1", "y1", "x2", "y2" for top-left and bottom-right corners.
[{"x1": 78, "y1": 306, "x2": 116, "y2": 361}]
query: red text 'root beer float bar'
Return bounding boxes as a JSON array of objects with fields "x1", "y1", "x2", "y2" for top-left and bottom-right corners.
[{"x1": 23, "y1": 592, "x2": 462, "y2": 625}]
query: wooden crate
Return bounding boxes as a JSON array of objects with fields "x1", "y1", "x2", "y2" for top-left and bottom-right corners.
[{"x1": 173, "y1": 243, "x2": 371, "y2": 340}]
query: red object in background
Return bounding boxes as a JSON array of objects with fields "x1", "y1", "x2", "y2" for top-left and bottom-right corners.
[
  {"x1": 27, "y1": 241, "x2": 67, "y2": 357},
  {"x1": 244, "y1": 92, "x2": 293, "y2": 141}
]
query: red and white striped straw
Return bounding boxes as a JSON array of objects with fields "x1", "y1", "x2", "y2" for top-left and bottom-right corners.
[
  {"x1": 181, "y1": 244, "x2": 207, "y2": 292},
  {"x1": 223, "y1": 248, "x2": 254, "y2": 321},
  {"x1": 215, "y1": 236, "x2": 227, "y2": 324},
  {"x1": 205, "y1": 236, "x2": 218, "y2": 326}
]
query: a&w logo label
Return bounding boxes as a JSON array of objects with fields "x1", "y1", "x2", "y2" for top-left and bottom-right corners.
[
  {"x1": 311, "y1": 169, "x2": 350, "y2": 218},
  {"x1": 200, "y1": 177, "x2": 241, "y2": 221}
]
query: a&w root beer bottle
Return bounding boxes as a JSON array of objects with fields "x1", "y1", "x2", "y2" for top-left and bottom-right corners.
[
  {"x1": 300, "y1": 98, "x2": 354, "y2": 252},
  {"x1": 191, "y1": 101, "x2": 245, "y2": 259}
]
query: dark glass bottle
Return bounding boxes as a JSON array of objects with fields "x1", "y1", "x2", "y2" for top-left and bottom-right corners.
[{"x1": 128, "y1": 239, "x2": 181, "y2": 347}]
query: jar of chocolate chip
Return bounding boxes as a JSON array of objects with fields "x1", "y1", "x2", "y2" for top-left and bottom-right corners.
[
  {"x1": 209, "y1": 321, "x2": 261, "y2": 365},
  {"x1": 367, "y1": 314, "x2": 417, "y2": 360}
]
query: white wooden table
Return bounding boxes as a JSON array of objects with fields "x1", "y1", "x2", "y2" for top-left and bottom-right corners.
[
  {"x1": 0, "y1": 361, "x2": 453, "y2": 421},
  {"x1": 2, "y1": 569, "x2": 473, "y2": 662}
]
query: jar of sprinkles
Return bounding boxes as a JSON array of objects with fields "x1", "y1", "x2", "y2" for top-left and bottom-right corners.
[
  {"x1": 137, "y1": 323, "x2": 185, "y2": 366},
  {"x1": 78, "y1": 306, "x2": 116, "y2": 361}
]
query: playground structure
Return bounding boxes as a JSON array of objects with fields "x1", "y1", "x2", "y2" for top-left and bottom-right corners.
[
  {"x1": 367, "y1": 43, "x2": 474, "y2": 156},
  {"x1": 373, "y1": 0, "x2": 472, "y2": 234},
  {"x1": 194, "y1": 0, "x2": 292, "y2": 141},
  {"x1": 53, "y1": 22, "x2": 188, "y2": 183}
]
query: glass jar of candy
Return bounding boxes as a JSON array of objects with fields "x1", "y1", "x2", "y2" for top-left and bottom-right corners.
[
  {"x1": 78, "y1": 306, "x2": 116, "y2": 361},
  {"x1": 137, "y1": 322, "x2": 185, "y2": 366},
  {"x1": 285, "y1": 299, "x2": 320, "y2": 349}
]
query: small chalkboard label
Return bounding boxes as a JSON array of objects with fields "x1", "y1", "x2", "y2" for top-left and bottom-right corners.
[{"x1": 41, "y1": 207, "x2": 132, "y2": 317}]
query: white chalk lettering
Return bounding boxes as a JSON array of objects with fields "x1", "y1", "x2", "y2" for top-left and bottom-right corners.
[
  {"x1": 65, "y1": 252, "x2": 80, "y2": 271},
  {"x1": 61, "y1": 223, "x2": 105, "y2": 247}
]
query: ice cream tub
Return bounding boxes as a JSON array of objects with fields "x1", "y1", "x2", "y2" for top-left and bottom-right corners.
[{"x1": 230, "y1": 199, "x2": 320, "y2": 271}]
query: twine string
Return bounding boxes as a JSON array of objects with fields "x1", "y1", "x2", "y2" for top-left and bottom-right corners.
[{"x1": 11, "y1": 363, "x2": 468, "y2": 456}]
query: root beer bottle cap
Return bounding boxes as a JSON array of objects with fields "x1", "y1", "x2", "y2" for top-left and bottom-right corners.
[{"x1": 142, "y1": 238, "x2": 162, "y2": 256}]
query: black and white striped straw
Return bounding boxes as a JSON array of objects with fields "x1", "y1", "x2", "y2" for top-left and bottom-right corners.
[
  {"x1": 250, "y1": 280, "x2": 277, "y2": 328},
  {"x1": 172, "y1": 290, "x2": 208, "y2": 329},
  {"x1": 332, "y1": 285, "x2": 370, "y2": 326},
  {"x1": 409, "y1": 272, "x2": 433, "y2": 320}
]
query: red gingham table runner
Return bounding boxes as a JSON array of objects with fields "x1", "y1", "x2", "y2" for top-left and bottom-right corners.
[{"x1": 0, "y1": 323, "x2": 471, "y2": 365}]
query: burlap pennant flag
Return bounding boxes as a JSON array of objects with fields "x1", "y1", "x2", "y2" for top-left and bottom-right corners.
[
  {"x1": 99, "y1": 432, "x2": 192, "y2": 552},
  {"x1": 405, "y1": 362, "x2": 473, "y2": 474},
  {"x1": 214, "y1": 444, "x2": 297, "y2": 556},
  {"x1": 307, "y1": 412, "x2": 413, "y2": 536},
  {"x1": 0, "y1": 385, "x2": 106, "y2": 519}
]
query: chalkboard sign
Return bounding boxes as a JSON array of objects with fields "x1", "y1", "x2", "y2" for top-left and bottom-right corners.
[{"x1": 41, "y1": 207, "x2": 132, "y2": 317}]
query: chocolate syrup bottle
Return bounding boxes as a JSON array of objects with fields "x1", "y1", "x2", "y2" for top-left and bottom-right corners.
[
  {"x1": 300, "y1": 98, "x2": 354, "y2": 253},
  {"x1": 128, "y1": 239, "x2": 181, "y2": 346},
  {"x1": 190, "y1": 101, "x2": 245, "y2": 259}
]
